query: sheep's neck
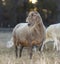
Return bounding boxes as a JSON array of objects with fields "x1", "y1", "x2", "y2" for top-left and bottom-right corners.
[
  {"x1": 30, "y1": 22, "x2": 44, "y2": 37},
  {"x1": 34, "y1": 22, "x2": 44, "y2": 32}
]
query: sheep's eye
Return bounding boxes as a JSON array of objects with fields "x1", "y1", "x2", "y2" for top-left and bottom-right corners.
[{"x1": 31, "y1": 13, "x2": 33, "y2": 16}]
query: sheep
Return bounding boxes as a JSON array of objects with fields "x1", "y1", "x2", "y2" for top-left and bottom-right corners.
[
  {"x1": 41, "y1": 23, "x2": 60, "y2": 51},
  {"x1": 11, "y1": 11, "x2": 46, "y2": 59}
]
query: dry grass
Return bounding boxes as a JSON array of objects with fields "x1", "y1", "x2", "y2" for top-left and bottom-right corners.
[
  {"x1": 0, "y1": 46, "x2": 60, "y2": 64},
  {"x1": 0, "y1": 32, "x2": 60, "y2": 64}
]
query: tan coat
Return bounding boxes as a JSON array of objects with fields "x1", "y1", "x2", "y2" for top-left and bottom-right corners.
[{"x1": 13, "y1": 11, "x2": 46, "y2": 47}]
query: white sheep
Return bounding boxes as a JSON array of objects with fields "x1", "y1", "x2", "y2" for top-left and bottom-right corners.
[{"x1": 41, "y1": 23, "x2": 60, "y2": 51}]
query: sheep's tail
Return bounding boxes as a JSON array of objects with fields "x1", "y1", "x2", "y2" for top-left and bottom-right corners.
[{"x1": 6, "y1": 37, "x2": 14, "y2": 48}]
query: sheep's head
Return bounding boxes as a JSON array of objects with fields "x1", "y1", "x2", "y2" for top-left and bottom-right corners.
[{"x1": 26, "y1": 11, "x2": 42, "y2": 26}]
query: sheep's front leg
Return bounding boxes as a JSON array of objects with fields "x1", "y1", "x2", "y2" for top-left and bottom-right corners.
[
  {"x1": 30, "y1": 46, "x2": 33, "y2": 59},
  {"x1": 53, "y1": 38, "x2": 59, "y2": 51},
  {"x1": 15, "y1": 46, "x2": 18, "y2": 58},
  {"x1": 39, "y1": 41, "x2": 43, "y2": 51},
  {"x1": 53, "y1": 37, "x2": 58, "y2": 51},
  {"x1": 19, "y1": 46, "x2": 24, "y2": 57},
  {"x1": 41, "y1": 40, "x2": 47, "y2": 51},
  {"x1": 40, "y1": 42, "x2": 45, "y2": 51}
]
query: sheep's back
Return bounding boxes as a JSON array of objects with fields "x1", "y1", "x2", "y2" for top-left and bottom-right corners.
[{"x1": 46, "y1": 23, "x2": 60, "y2": 40}]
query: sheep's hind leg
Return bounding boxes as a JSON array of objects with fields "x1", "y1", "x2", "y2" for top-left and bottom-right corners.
[
  {"x1": 19, "y1": 46, "x2": 24, "y2": 57},
  {"x1": 15, "y1": 46, "x2": 18, "y2": 58}
]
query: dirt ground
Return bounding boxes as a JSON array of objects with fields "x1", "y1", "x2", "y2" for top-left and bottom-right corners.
[{"x1": 0, "y1": 32, "x2": 60, "y2": 64}]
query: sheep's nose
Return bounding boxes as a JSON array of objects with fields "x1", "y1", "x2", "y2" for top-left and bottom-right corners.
[{"x1": 28, "y1": 23, "x2": 31, "y2": 26}]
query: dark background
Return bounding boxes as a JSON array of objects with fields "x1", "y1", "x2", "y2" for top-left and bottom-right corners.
[{"x1": 0, "y1": 0, "x2": 60, "y2": 28}]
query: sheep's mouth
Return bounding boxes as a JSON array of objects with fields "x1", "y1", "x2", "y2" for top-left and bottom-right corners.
[
  {"x1": 28, "y1": 23, "x2": 34, "y2": 26},
  {"x1": 28, "y1": 23, "x2": 31, "y2": 26}
]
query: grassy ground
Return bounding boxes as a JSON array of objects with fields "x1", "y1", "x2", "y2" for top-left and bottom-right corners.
[{"x1": 0, "y1": 32, "x2": 60, "y2": 64}]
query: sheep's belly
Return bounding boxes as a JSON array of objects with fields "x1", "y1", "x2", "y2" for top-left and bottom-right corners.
[
  {"x1": 19, "y1": 40, "x2": 42, "y2": 47},
  {"x1": 32, "y1": 40, "x2": 42, "y2": 46},
  {"x1": 20, "y1": 41, "x2": 30, "y2": 47}
]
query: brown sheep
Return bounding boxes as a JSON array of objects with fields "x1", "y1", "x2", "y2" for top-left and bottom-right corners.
[{"x1": 13, "y1": 11, "x2": 46, "y2": 59}]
